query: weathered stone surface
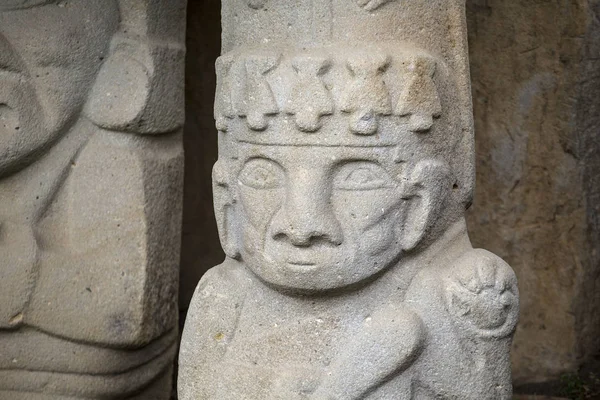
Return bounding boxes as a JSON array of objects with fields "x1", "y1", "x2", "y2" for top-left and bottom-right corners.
[
  {"x1": 0, "y1": 1, "x2": 186, "y2": 398},
  {"x1": 179, "y1": 1, "x2": 519, "y2": 398},
  {"x1": 466, "y1": 0, "x2": 600, "y2": 385}
]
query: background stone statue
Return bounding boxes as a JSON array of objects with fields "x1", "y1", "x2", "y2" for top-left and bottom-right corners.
[
  {"x1": 0, "y1": 1, "x2": 186, "y2": 398},
  {"x1": 179, "y1": 0, "x2": 519, "y2": 398}
]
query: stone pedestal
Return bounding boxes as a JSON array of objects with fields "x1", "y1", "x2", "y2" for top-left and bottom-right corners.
[
  {"x1": 179, "y1": 0, "x2": 519, "y2": 399},
  {"x1": 0, "y1": 1, "x2": 186, "y2": 398}
]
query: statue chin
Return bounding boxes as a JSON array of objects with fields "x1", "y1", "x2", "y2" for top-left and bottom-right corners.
[{"x1": 242, "y1": 251, "x2": 397, "y2": 294}]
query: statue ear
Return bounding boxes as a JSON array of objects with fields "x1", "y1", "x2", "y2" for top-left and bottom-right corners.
[
  {"x1": 399, "y1": 159, "x2": 452, "y2": 251},
  {"x1": 212, "y1": 161, "x2": 241, "y2": 259}
]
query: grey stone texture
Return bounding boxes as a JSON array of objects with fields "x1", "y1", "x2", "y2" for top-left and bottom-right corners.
[
  {"x1": 466, "y1": 0, "x2": 600, "y2": 385},
  {"x1": 0, "y1": 1, "x2": 186, "y2": 398},
  {"x1": 179, "y1": 0, "x2": 520, "y2": 398}
]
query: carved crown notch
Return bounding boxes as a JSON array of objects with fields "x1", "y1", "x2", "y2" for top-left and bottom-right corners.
[
  {"x1": 236, "y1": 54, "x2": 281, "y2": 131},
  {"x1": 285, "y1": 56, "x2": 334, "y2": 133},
  {"x1": 340, "y1": 52, "x2": 392, "y2": 135},
  {"x1": 395, "y1": 56, "x2": 442, "y2": 133},
  {"x1": 215, "y1": 55, "x2": 235, "y2": 132}
]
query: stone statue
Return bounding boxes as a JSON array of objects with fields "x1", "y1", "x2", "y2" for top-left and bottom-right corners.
[
  {"x1": 179, "y1": 0, "x2": 519, "y2": 399},
  {"x1": 0, "y1": 1, "x2": 186, "y2": 398}
]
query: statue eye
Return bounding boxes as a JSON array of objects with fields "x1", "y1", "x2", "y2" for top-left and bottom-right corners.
[
  {"x1": 334, "y1": 161, "x2": 394, "y2": 191},
  {"x1": 239, "y1": 159, "x2": 284, "y2": 189},
  {"x1": 0, "y1": 0, "x2": 55, "y2": 11}
]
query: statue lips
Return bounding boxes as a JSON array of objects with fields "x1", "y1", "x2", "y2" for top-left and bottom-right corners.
[
  {"x1": 283, "y1": 251, "x2": 323, "y2": 269},
  {"x1": 285, "y1": 255, "x2": 318, "y2": 269},
  {"x1": 277, "y1": 242, "x2": 339, "y2": 271}
]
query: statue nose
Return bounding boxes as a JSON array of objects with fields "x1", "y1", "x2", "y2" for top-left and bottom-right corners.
[
  {"x1": 273, "y1": 210, "x2": 343, "y2": 247},
  {"x1": 271, "y1": 173, "x2": 343, "y2": 247}
]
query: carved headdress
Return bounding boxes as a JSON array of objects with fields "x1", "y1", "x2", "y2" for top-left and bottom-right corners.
[{"x1": 216, "y1": 0, "x2": 475, "y2": 210}]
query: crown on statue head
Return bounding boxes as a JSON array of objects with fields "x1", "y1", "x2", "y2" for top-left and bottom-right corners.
[{"x1": 215, "y1": 44, "x2": 448, "y2": 142}]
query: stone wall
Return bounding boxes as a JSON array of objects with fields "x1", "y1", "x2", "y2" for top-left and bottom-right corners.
[
  {"x1": 465, "y1": 0, "x2": 600, "y2": 386},
  {"x1": 181, "y1": 0, "x2": 600, "y2": 387}
]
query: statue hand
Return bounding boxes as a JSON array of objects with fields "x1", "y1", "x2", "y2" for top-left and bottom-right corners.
[{"x1": 445, "y1": 249, "x2": 519, "y2": 339}]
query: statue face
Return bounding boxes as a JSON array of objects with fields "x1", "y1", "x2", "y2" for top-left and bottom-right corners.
[
  {"x1": 0, "y1": 0, "x2": 119, "y2": 176},
  {"x1": 234, "y1": 143, "x2": 408, "y2": 292}
]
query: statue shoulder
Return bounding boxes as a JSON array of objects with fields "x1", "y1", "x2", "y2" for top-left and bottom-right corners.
[
  {"x1": 185, "y1": 258, "x2": 253, "y2": 326},
  {"x1": 180, "y1": 259, "x2": 253, "y2": 361},
  {"x1": 195, "y1": 258, "x2": 253, "y2": 299},
  {"x1": 179, "y1": 259, "x2": 254, "y2": 399}
]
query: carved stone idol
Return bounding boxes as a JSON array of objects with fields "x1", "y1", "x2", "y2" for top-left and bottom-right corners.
[
  {"x1": 179, "y1": 1, "x2": 519, "y2": 399},
  {"x1": 0, "y1": 1, "x2": 186, "y2": 399}
]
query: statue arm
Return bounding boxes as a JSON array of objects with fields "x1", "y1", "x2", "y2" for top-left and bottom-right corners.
[
  {"x1": 403, "y1": 248, "x2": 519, "y2": 400},
  {"x1": 312, "y1": 305, "x2": 425, "y2": 400}
]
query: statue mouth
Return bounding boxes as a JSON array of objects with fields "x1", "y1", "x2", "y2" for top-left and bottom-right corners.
[
  {"x1": 285, "y1": 254, "x2": 320, "y2": 269},
  {"x1": 286, "y1": 260, "x2": 318, "y2": 269},
  {"x1": 273, "y1": 241, "x2": 340, "y2": 270}
]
